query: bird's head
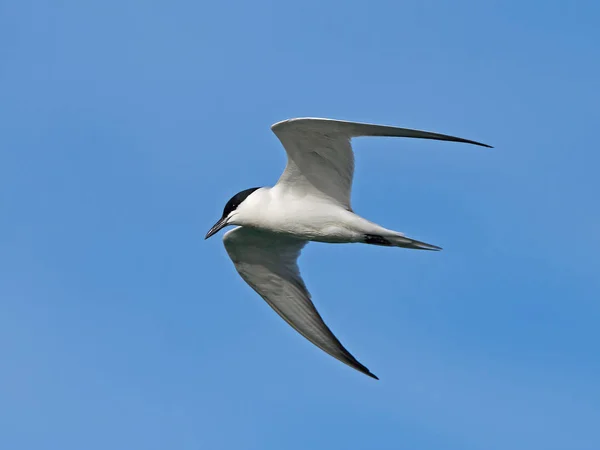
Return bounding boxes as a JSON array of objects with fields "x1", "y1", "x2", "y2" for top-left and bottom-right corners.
[{"x1": 205, "y1": 187, "x2": 262, "y2": 239}]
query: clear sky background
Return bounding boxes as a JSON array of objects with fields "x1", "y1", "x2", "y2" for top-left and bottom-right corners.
[{"x1": 1, "y1": 1, "x2": 599, "y2": 449}]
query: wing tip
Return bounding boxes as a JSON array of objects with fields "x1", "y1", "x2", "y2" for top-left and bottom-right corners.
[
  {"x1": 351, "y1": 360, "x2": 379, "y2": 380},
  {"x1": 458, "y1": 138, "x2": 493, "y2": 149},
  {"x1": 366, "y1": 371, "x2": 379, "y2": 380}
]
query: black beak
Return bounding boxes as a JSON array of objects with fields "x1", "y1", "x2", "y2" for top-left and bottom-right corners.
[{"x1": 205, "y1": 217, "x2": 228, "y2": 240}]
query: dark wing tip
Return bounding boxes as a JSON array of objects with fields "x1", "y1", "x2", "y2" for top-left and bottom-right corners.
[
  {"x1": 339, "y1": 351, "x2": 380, "y2": 380},
  {"x1": 467, "y1": 139, "x2": 493, "y2": 148},
  {"x1": 350, "y1": 359, "x2": 379, "y2": 380},
  {"x1": 420, "y1": 243, "x2": 443, "y2": 251},
  {"x1": 462, "y1": 139, "x2": 493, "y2": 149},
  {"x1": 366, "y1": 371, "x2": 379, "y2": 380}
]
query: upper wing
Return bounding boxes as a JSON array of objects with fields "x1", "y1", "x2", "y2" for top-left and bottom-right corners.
[
  {"x1": 271, "y1": 117, "x2": 492, "y2": 209},
  {"x1": 223, "y1": 226, "x2": 378, "y2": 379}
]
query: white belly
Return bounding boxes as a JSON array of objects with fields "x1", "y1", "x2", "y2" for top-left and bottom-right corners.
[
  {"x1": 262, "y1": 196, "x2": 380, "y2": 242},
  {"x1": 233, "y1": 187, "x2": 391, "y2": 243}
]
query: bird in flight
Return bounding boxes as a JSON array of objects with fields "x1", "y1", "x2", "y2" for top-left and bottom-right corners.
[{"x1": 205, "y1": 118, "x2": 491, "y2": 379}]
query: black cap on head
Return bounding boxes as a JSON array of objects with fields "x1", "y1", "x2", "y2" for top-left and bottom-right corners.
[
  {"x1": 205, "y1": 187, "x2": 261, "y2": 239},
  {"x1": 221, "y1": 187, "x2": 261, "y2": 218}
]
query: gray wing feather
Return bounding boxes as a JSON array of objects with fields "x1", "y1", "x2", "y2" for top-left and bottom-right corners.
[
  {"x1": 272, "y1": 117, "x2": 492, "y2": 147},
  {"x1": 223, "y1": 226, "x2": 378, "y2": 379},
  {"x1": 271, "y1": 117, "x2": 491, "y2": 208}
]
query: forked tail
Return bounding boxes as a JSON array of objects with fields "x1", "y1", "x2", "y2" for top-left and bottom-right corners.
[{"x1": 363, "y1": 233, "x2": 442, "y2": 251}]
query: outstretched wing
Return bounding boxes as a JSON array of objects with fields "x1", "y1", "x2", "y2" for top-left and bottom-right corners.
[
  {"x1": 223, "y1": 226, "x2": 378, "y2": 379},
  {"x1": 271, "y1": 117, "x2": 492, "y2": 209}
]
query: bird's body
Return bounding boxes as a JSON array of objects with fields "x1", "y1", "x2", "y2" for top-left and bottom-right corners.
[
  {"x1": 206, "y1": 117, "x2": 491, "y2": 379},
  {"x1": 226, "y1": 185, "x2": 397, "y2": 244}
]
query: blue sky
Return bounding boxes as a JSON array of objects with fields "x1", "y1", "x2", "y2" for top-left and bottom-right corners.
[{"x1": 1, "y1": 0, "x2": 599, "y2": 449}]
